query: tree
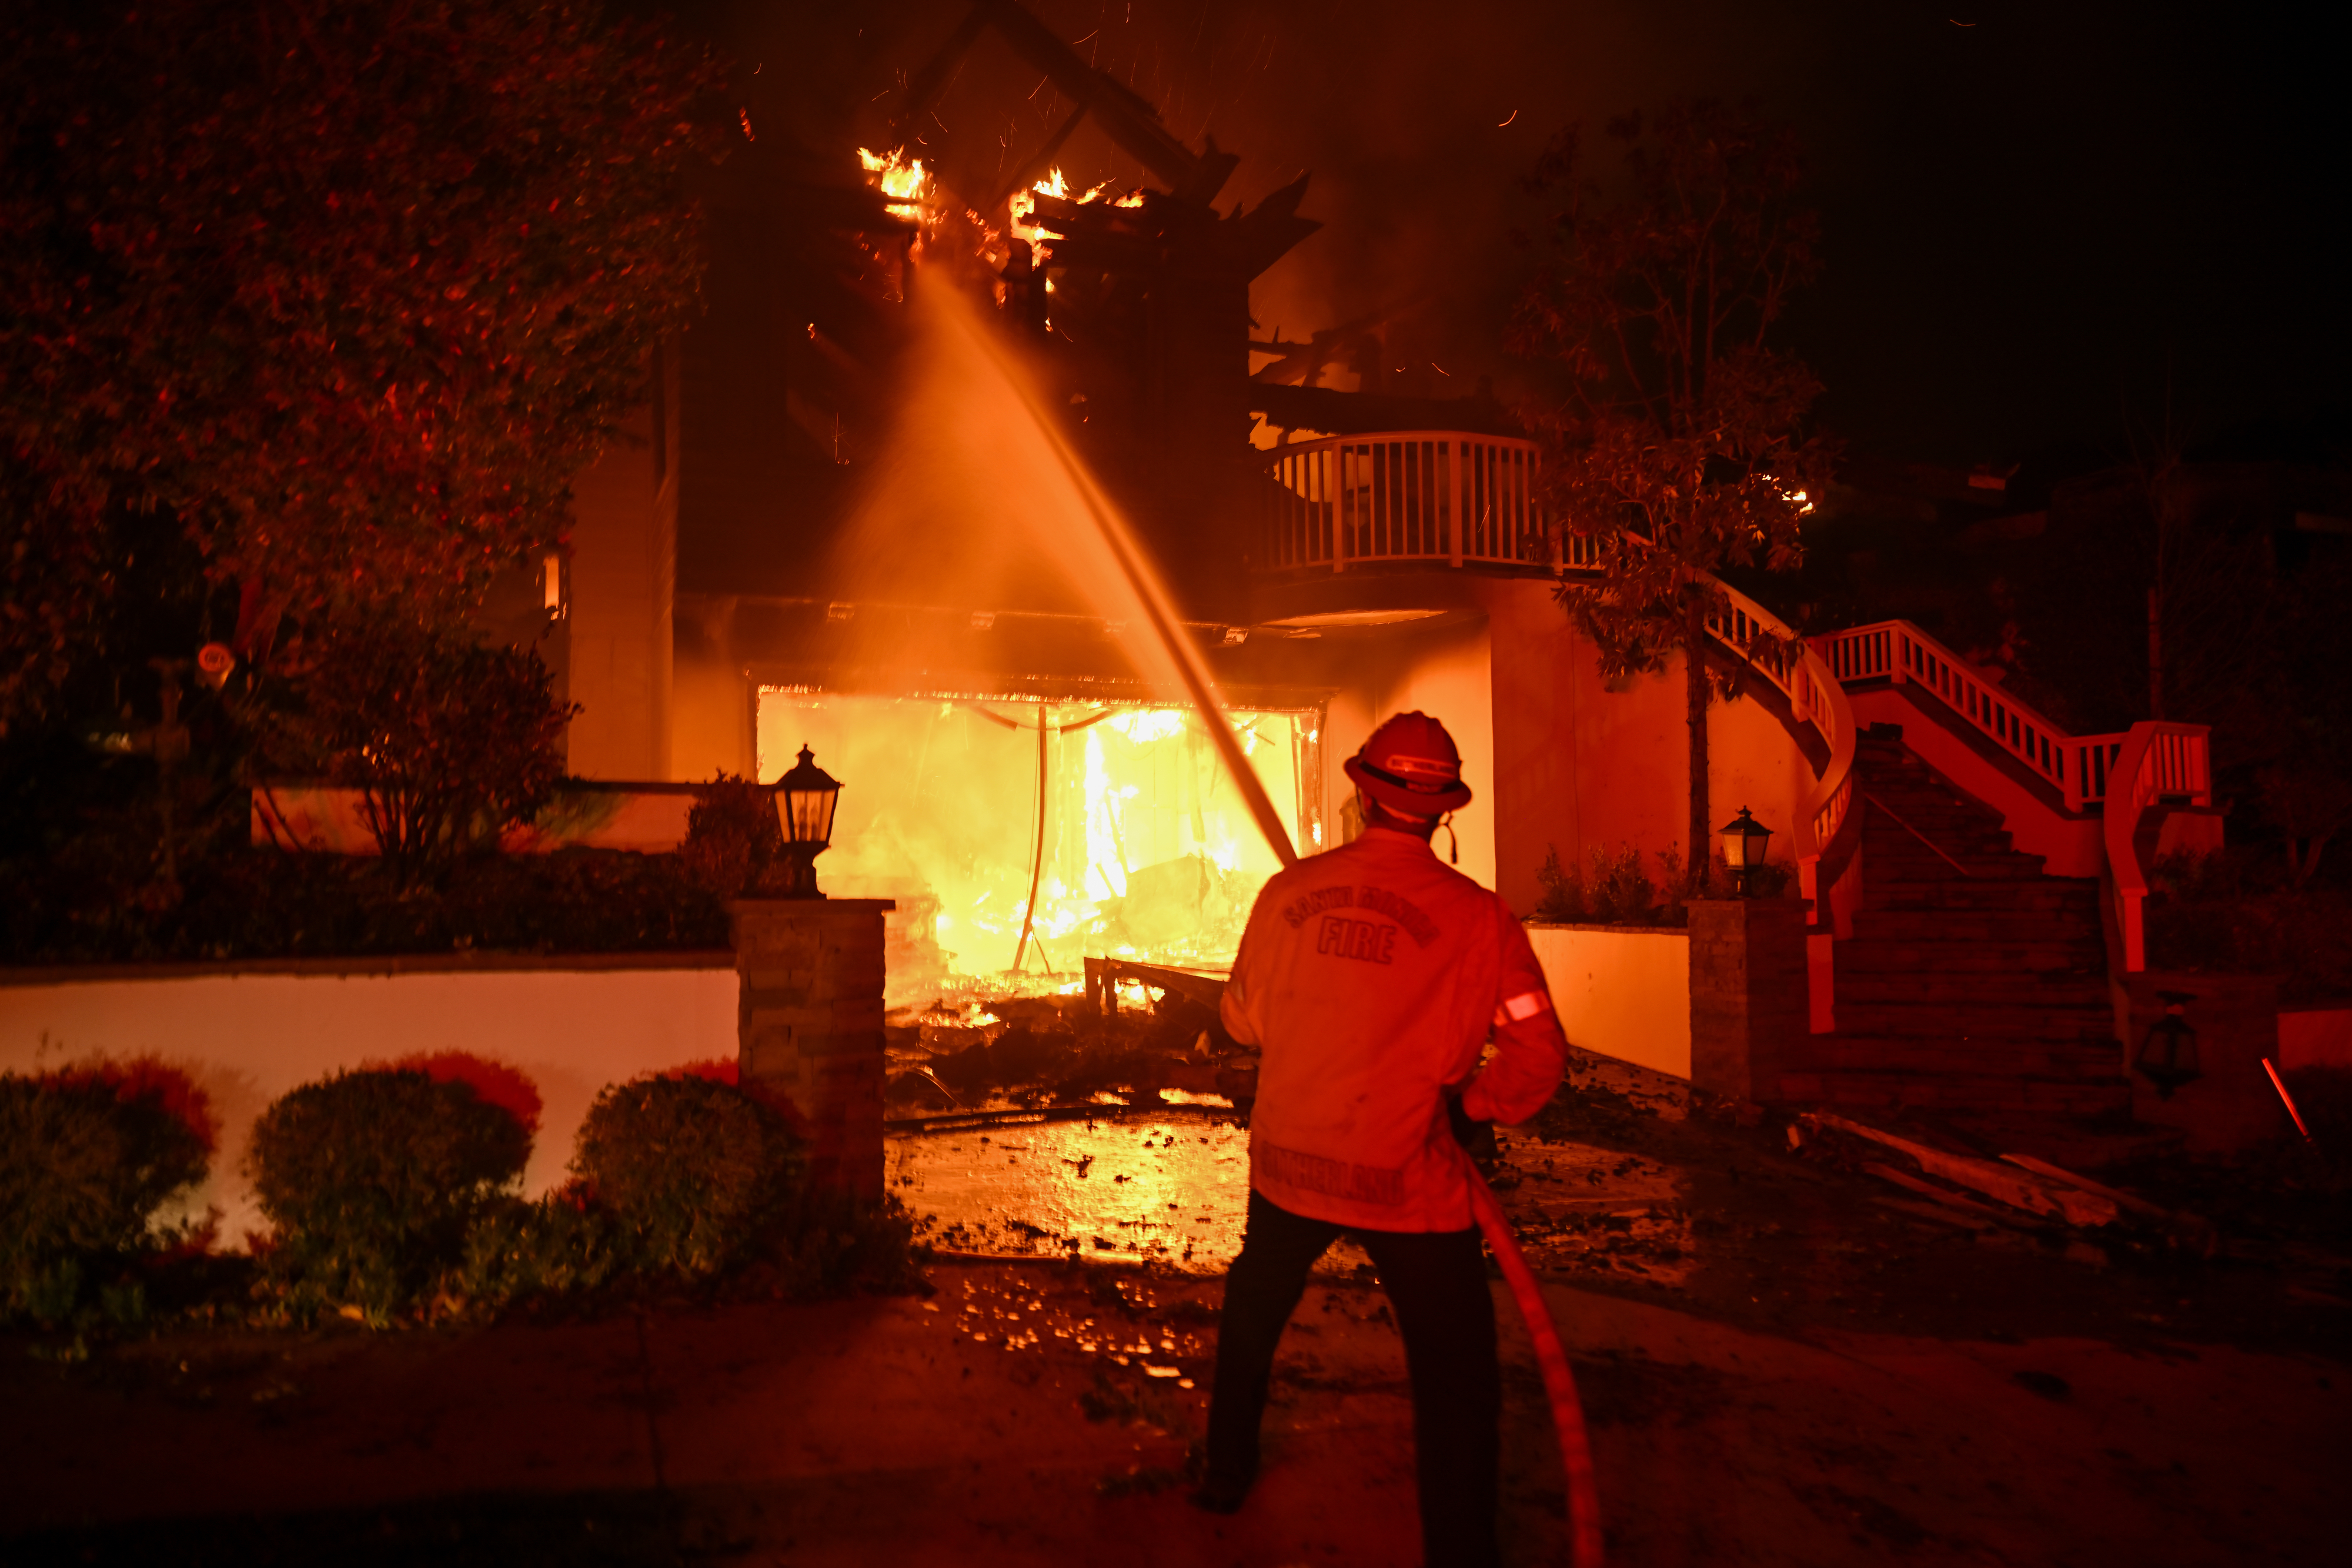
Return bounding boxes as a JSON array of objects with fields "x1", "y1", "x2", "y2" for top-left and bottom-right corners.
[
  {"x1": 1513, "y1": 102, "x2": 1835, "y2": 893},
  {"x1": 0, "y1": 0, "x2": 727, "y2": 734}
]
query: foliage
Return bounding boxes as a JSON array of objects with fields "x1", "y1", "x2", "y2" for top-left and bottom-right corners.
[
  {"x1": 1514, "y1": 102, "x2": 1836, "y2": 892},
  {"x1": 283, "y1": 620, "x2": 574, "y2": 886},
  {"x1": 375, "y1": 1051, "x2": 545, "y2": 1140},
  {"x1": 571, "y1": 1074, "x2": 804, "y2": 1279},
  {"x1": 0, "y1": 0, "x2": 728, "y2": 733},
  {"x1": 248, "y1": 1066, "x2": 530, "y2": 1323},
  {"x1": 1, "y1": 1056, "x2": 215, "y2": 1325},
  {"x1": 2257, "y1": 760, "x2": 2352, "y2": 891},
  {"x1": 678, "y1": 772, "x2": 785, "y2": 898},
  {"x1": 1534, "y1": 842, "x2": 1671, "y2": 926},
  {"x1": 446, "y1": 1189, "x2": 622, "y2": 1313},
  {"x1": 2146, "y1": 850, "x2": 2352, "y2": 1005},
  {"x1": 0, "y1": 844, "x2": 730, "y2": 966}
]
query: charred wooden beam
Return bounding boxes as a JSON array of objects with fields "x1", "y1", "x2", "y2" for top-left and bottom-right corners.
[
  {"x1": 972, "y1": 0, "x2": 1230, "y2": 203},
  {"x1": 988, "y1": 102, "x2": 1090, "y2": 209},
  {"x1": 893, "y1": 2, "x2": 993, "y2": 146}
]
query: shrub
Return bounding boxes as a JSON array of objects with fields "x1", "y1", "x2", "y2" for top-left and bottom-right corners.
[
  {"x1": 376, "y1": 1051, "x2": 544, "y2": 1140},
  {"x1": 678, "y1": 772, "x2": 783, "y2": 898},
  {"x1": 446, "y1": 1189, "x2": 622, "y2": 1314},
  {"x1": 572, "y1": 1074, "x2": 802, "y2": 1278},
  {"x1": 248, "y1": 1067, "x2": 530, "y2": 1323},
  {"x1": 1532, "y1": 842, "x2": 1669, "y2": 925},
  {"x1": 769, "y1": 1188, "x2": 926, "y2": 1299},
  {"x1": 2146, "y1": 850, "x2": 2352, "y2": 1004},
  {"x1": 0, "y1": 1056, "x2": 215, "y2": 1325},
  {"x1": 294, "y1": 618, "x2": 576, "y2": 888}
]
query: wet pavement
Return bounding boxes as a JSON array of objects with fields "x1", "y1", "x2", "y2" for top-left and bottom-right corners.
[
  {"x1": 10, "y1": 1017, "x2": 2348, "y2": 1564},
  {"x1": 892, "y1": 1112, "x2": 1255, "y2": 1268}
]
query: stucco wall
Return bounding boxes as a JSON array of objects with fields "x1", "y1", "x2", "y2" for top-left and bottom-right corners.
[
  {"x1": 1316, "y1": 615, "x2": 1498, "y2": 889},
  {"x1": 1480, "y1": 575, "x2": 1813, "y2": 916},
  {"x1": 0, "y1": 958, "x2": 736, "y2": 1245},
  {"x1": 567, "y1": 353, "x2": 679, "y2": 782},
  {"x1": 1525, "y1": 923, "x2": 1692, "y2": 1080}
]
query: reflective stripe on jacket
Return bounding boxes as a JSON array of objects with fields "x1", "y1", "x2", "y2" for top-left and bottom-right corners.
[{"x1": 1220, "y1": 826, "x2": 1566, "y2": 1232}]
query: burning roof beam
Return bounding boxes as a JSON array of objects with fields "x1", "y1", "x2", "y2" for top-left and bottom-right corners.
[
  {"x1": 988, "y1": 102, "x2": 1090, "y2": 210},
  {"x1": 1018, "y1": 172, "x2": 1318, "y2": 283},
  {"x1": 913, "y1": 0, "x2": 1240, "y2": 207},
  {"x1": 891, "y1": 2, "x2": 993, "y2": 148}
]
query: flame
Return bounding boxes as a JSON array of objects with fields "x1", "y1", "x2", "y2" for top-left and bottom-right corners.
[
  {"x1": 759, "y1": 691, "x2": 1302, "y2": 993},
  {"x1": 858, "y1": 146, "x2": 932, "y2": 208},
  {"x1": 1010, "y1": 169, "x2": 1147, "y2": 258},
  {"x1": 1759, "y1": 472, "x2": 1816, "y2": 519}
]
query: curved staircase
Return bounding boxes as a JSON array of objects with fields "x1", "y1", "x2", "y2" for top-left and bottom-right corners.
[{"x1": 1779, "y1": 724, "x2": 2132, "y2": 1118}]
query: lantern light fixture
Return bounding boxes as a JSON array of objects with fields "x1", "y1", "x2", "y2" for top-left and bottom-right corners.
[
  {"x1": 1717, "y1": 806, "x2": 1773, "y2": 895},
  {"x1": 773, "y1": 744, "x2": 842, "y2": 898},
  {"x1": 2134, "y1": 991, "x2": 2201, "y2": 1100}
]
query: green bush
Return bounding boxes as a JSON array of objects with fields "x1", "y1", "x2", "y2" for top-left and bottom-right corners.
[
  {"x1": 1534, "y1": 842, "x2": 1671, "y2": 925},
  {"x1": 2147, "y1": 850, "x2": 2352, "y2": 1004},
  {"x1": 446, "y1": 1191, "x2": 622, "y2": 1313},
  {"x1": 769, "y1": 1188, "x2": 927, "y2": 1299},
  {"x1": 248, "y1": 1067, "x2": 530, "y2": 1323},
  {"x1": 291, "y1": 618, "x2": 576, "y2": 888},
  {"x1": 0, "y1": 1056, "x2": 215, "y2": 1325},
  {"x1": 677, "y1": 772, "x2": 783, "y2": 898},
  {"x1": 572, "y1": 1074, "x2": 803, "y2": 1279}
]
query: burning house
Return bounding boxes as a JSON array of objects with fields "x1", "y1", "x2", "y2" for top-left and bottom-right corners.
[
  {"x1": 546, "y1": 1, "x2": 1832, "y2": 997},
  {"x1": 540, "y1": 1, "x2": 2213, "y2": 1124}
]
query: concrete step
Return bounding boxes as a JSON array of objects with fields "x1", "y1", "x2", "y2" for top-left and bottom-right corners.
[
  {"x1": 1865, "y1": 880, "x2": 2101, "y2": 914},
  {"x1": 1775, "y1": 1069, "x2": 2133, "y2": 1117},
  {"x1": 1833, "y1": 999, "x2": 2116, "y2": 1040},
  {"x1": 1838, "y1": 940, "x2": 2106, "y2": 974},
  {"x1": 1849, "y1": 910, "x2": 2099, "y2": 944},
  {"x1": 1858, "y1": 831, "x2": 2024, "y2": 864},
  {"x1": 1788, "y1": 1035, "x2": 2124, "y2": 1079},
  {"x1": 1836, "y1": 972, "x2": 2111, "y2": 1006}
]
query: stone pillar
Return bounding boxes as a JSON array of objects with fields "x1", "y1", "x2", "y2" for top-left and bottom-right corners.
[
  {"x1": 1688, "y1": 898, "x2": 1808, "y2": 1104},
  {"x1": 729, "y1": 898, "x2": 894, "y2": 1198}
]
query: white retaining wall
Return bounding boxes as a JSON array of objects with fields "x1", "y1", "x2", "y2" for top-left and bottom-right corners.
[
  {"x1": 1524, "y1": 924, "x2": 1692, "y2": 1080},
  {"x1": 0, "y1": 957, "x2": 737, "y2": 1245}
]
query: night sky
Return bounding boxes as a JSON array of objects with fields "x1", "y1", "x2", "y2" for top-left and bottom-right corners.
[{"x1": 733, "y1": 0, "x2": 2349, "y2": 467}]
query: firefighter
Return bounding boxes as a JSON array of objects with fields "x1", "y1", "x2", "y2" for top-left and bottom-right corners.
[{"x1": 1191, "y1": 710, "x2": 1568, "y2": 1568}]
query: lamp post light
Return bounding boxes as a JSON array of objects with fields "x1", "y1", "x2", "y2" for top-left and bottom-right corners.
[
  {"x1": 2135, "y1": 990, "x2": 2202, "y2": 1100},
  {"x1": 1717, "y1": 806, "x2": 1773, "y2": 895},
  {"x1": 773, "y1": 743, "x2": 843, "y2": 899}
]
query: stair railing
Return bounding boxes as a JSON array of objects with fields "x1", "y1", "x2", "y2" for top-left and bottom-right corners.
[
  {"x1": 2105, "y1": 720, "x2": 2216, "y2": 972},
  {"x1": 1704, "y1": 582, "x2": 1857, "y2": 900},
  {"x1": 1812, "y1": 620, "x2": 2126, "y2": 808}
]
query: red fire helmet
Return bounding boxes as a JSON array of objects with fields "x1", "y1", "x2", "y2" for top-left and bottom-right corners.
[{"x1": 1344, "y1": 710, "x2": 1472, "y2": 818}]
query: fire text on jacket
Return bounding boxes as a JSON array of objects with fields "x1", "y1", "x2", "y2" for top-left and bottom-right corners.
[
  {"x1": 1317, "y1": 913, "x2": 1398, "y2": 964},
  {"x1": 1283, "y1": 884, "x2": 1439, "y2": 947}
]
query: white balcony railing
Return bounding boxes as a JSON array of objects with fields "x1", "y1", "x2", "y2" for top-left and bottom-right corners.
[{"x1": 1258, "y1": 432, "x2": 1599, "y2": 573}]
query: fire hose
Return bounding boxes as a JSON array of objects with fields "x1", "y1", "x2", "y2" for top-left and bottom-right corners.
[{"x1": 1464, "y1": 1154, "x2": 1606, "y2": 1568}]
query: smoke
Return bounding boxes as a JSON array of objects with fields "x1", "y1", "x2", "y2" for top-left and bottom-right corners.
[{"x1": 743, "y1": 1, "x2": 2352, "y2": 462}]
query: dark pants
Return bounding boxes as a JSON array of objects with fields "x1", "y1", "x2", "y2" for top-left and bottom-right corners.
[{"x1": 1205, "y1": 1189, "x2": 1501, "y2": 1568}]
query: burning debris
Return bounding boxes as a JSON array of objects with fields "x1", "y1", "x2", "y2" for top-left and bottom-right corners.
[{"x1": 883, "y1": 983, "x2": 1257, "y2": 1119}]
